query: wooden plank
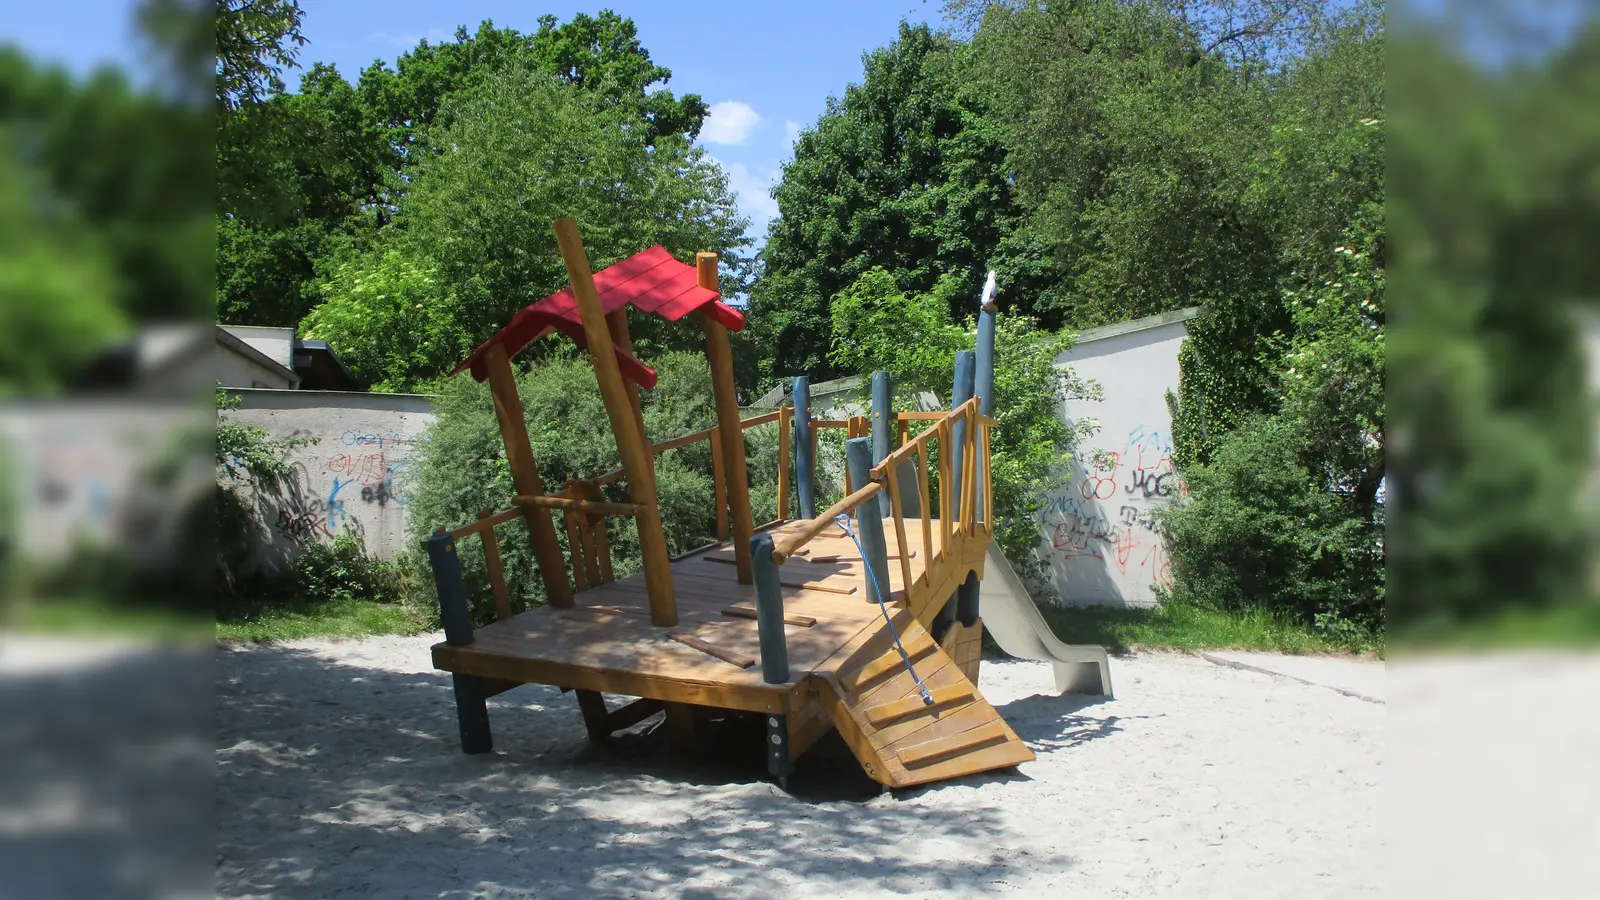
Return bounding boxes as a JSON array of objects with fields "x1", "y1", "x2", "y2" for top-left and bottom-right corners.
[
  {"x1": 865, "y1": 684, "x2": 973, "y2": 727},
  {"x1": 484, "y1": 343, "x2": 573, "y2": 607},
  {"x1": 434, "y1": 642, "x2": 804, "y2": 713},
  {"x1": 885, "y1": 468, "x2": 914, "y2": 597},
  {"x1": 897, "y1": 720, "x2": 1011, "y2": 768},
  {"x1": 518, "y1": 494, "x2": 645, "y2": 517},
  {"x1": 594, "y1": 519, "x2": 615, "y2": 583},
  {"x1": 814, "y1": 674, "x2": 904, "y2": 786},
  {"x1": 449, "y1": 505, "x2": 523, "y2": 541},
  {"x1": 668, "y1": 632, "x2": 757, "y2": 669},
  {"x1": 840, "y1": 639, "x2": 938, "y2": 694},
  {"x1": 607, "y1": 697, "x2": 665, "y2": 731},
  {"x1": 916, "y1": 444, "x2": 934, "y2": 565},
  {"x1": 575, "y1": 689, "x2": 611, "y2": 742},
  {"x1": 786, "y1": 696, "x2": 835, "y2": 763},
  {"x1": 553, "y1": 217, "x2": 676, "y2": 627},
  {"x1": 477, "y1": 507, "x2": 514, "y2": 621},
  {"x1": 937, "y1": 420, "x2": 953, "y2": 556},
  {"x1": 739, "y1": 409, "x2": 783, "y2": 428},
  {"x1": 564, "y1": 510, "x2": 590, "y2": 592},
  {"x1": 721, "y1": 604, "x2": 816, "y2": 627},
  {"x1": 652, "y1": 426, "x2": 716, "y2": 454}
]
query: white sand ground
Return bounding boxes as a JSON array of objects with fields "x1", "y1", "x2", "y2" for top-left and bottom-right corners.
[{"x1": 215, "y1": 636, "x2": 1383, "y2": 899}]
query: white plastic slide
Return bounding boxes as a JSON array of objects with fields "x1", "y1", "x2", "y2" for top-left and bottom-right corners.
[{"x1": 978, "y1": 545, "x2": 1114, "y2": 697}]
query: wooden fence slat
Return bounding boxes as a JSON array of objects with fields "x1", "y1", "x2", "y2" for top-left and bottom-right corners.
[{"x1": 477, "y1": 507, "x2": 513, "y2": 621}]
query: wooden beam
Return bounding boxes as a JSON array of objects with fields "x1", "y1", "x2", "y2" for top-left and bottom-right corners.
[
  {"x1": 720, "y1": 604, "x2": 817, "y2": 627},
  {"x1": 477, "y1": 507, "x2": 513, "y2": 621},
  {"x1": 606, "y1": 307, "x2": 647, "y2": 437},
  {"x1": 710, "y1": 425, "x2": 729, "y2": 541},
  {"x1": 606, "y1": 697, "x2": 665, "y2": 731},
  {"x1": 516, "y1": 494, "x2": 646, "y2": 517},
  {"x1": 483, "y1": 344, "x2": 572, "y2": 608},
  {"x1": 770, "y1": 481, "x2": 885, "y2": 563},
  {"x1": 575, "y1": 690, "x2": 611, "y2": 743},
  {"x1": 553, "y1": 217, "x2": 677, "y2": 626},
  {"x1": 777, "y1": 406, "x2": 791, "y2": 520},
  {"x1": 699, "y1": 251, "x2": 755, "y2": 585},
  {"x1": 668, "y1": 632, "x2": 757, "y2": 669}
]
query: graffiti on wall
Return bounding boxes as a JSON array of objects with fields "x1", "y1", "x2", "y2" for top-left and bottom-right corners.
[
  {"x1": 1038, "y1": 425, "x2": 1186, "y2": 591},
  {"x1": 270, "y1": 431, "x2": 417, "y2": 546}
]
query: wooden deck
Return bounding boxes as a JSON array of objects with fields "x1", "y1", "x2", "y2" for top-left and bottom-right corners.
[
  {"x1": 432, "y1": 514, "x2": 1034, "y2": 787},
  {"x1": 432, "y1": 519, "x2": 933, "y2": 712}
]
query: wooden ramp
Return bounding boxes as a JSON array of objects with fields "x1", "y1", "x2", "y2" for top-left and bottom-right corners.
[{"x1": 816, "y1": 609, "x2": 1034, "y2": 788}]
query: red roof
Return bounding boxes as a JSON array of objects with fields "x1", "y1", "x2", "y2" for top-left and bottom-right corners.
[{"x1": 454, "y1": 245, "x2": 745, "y2": 388}]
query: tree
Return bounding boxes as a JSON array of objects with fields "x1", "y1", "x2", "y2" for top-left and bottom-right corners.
[
  {"x1": 306, "y1": 63, "x2": 748, "y2": 386},
  {"x1": 750, "y1": 22, "x2": 1028, "y2": 383}
]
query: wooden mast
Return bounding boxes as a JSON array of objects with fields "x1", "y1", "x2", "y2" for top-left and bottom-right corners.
[
  {"x1": 483, "y1": 342, "x2": 573, "y2": 608},
  {"x1": 552, "y1": 218, "x2": 677, "y2": 627},
  {"x1": 698, "y1": 252, "x2": 755, "y2": 584}
]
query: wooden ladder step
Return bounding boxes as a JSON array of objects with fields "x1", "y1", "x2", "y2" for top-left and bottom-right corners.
[
  {"x1": 896, "y1": 720, "x2": 1012, "y2": 769},
  {"x1": 865, "y1": 684, "x2": 973, "y2": 727},
  {"x1": 840, "y1": 639, "x2": 937, "y2": 693},
  {"x1": 720, "y1": 604, "x2": 816, "y2": 627}
]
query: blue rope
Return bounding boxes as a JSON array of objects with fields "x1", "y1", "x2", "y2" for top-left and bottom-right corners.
[{"x1": 834, "y1": 512, "x2": 934, "y2": 706}]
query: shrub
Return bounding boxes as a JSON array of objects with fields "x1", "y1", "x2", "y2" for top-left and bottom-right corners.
[{"x1": 1158, "y1": 414, "x2": 1383, "y2": 635}]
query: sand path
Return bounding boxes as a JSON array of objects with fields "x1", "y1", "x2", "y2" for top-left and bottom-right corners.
[{"x1": 216, "y1": 636, "x2": 1382, "y2": 898}]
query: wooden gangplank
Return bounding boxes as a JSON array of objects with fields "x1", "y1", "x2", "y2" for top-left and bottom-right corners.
[{"x1": 815, "y1": 607, "x2": 1033, "y2": 788}]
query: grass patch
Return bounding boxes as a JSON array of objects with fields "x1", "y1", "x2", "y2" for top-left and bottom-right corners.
[
  {"x1": 1391, "y1": 600, "x2": 1600, "y2": 652},
  {"x1": 1041, "y1": 601, "x2": 1381, "y2": 657},
  {"x1": 216, "y1": 596, "x2": 426, "y2": 642},
  {"x1": 3, "y1": 596, "x2": 214, "y2": 642}
]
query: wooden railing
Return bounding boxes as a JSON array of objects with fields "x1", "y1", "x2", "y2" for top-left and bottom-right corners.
[{"x1": 438, "y1": 407, "x2": 794, "y2": 621}]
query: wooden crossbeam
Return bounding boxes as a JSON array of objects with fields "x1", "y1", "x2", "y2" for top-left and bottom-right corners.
[
  {"x1": 668, "y1": 633, "x2": 756, "y2": 669},
  {"x1": 840, "y1": 640, "x2": 938, "y2": 694}
]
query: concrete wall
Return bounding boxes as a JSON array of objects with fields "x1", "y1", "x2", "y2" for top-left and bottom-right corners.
[
  {"x1": 227, "y1": 390, "x2": 434, "y2": 564},
  {"x1": 1036, "y1": 309, "x2": 1199, "y2": 608}
]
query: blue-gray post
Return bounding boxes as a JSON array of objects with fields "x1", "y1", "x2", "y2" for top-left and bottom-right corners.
[
  {"x1": 427, "y1": 531, "x2": 491, "y2": 753},
  {"x1": 958, "y1": 300, "x2": 998, "y2": 627},
  {"x1": 845, "y1": 438, "x2": 892, "y2": 606},
  {"x1": 749, "y1": 533, "x2": 791, "y2": 685},
  {"x1": 792, "y1": 376, "x2": 816, "y2": 519},
  {"x1": 427, "y1": 532, "x2": 474, "y2": 646},
  {"x1": 871, "y1": 370, "x2": 921, "y2": 518}
]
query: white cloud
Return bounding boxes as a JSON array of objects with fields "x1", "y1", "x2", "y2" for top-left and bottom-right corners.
[
  {"x1": 700, "y1": 101, "x2": 763, "y2": 146},
  {"x1": 712, "y1": 157, "x2": 780, "y2": 224},
  {"x1": 370, "y1": 28, "x2": 452, "y2": 49},
  {"x1": 784, "y1": 120, "x2": 802, "y2": 148}
]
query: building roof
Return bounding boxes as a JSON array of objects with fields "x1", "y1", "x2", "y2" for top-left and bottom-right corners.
[{"x1": 454, "y1": 245, "x2": 745, "y2": 389}]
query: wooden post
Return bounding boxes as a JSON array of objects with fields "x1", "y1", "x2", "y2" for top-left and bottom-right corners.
[
  {"x1": 871, "y1": 370, "x2": 920, "y2": 518},
  {"x1": 750, "y1": 532, "x2": 791, "y2": 684},
  {"x1": 845, "y1": 438, "x2": 891, "y2": 606},
  {"x1": 935, "y1": 352, "x2": 975, "y2": 640},
  {"x1": 606, "y1": 307, "x2": 647, "y2": 438},
  {"x1": 963, "y1": 287, "x2": 995, "y2": 629},
  {"x1": 553, "y1": 217, "x2": 677, "y2": 627},
  {"x1": 699, "y1": 251, "x2": 754, "y2": 584},
  {"x1": 710, "y1": 426, "x2": 729, "y2": 540},
  {"x1": 477, "y1": 507, "x2": 513, "y2": 621},
  {"x1": 777, "y1": 406, "x2": 791, "y2": 520},
  {"x1": 792, "y1": 376, "x2": 816, "y2": 519},
  {"x1": 427, "y1": 532, "x2": 490, "y2": 753},
  {"x1": 484, "y1": 343, "x2": 573, "y2": 608}
]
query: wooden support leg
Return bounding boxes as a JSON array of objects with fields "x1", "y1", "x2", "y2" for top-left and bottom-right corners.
[
  {"x1": 766, "y1": 713, "x2": 795, "y2": 786},
  {"x1": 575, "y1": 689, "x2": 611, "y2": 744},
  {"x1": 453, "y1": 674, "x2": 492, "y2": 754},
  {"x1": 663, "y1": 702, "x2": 698, "y2": 750}
]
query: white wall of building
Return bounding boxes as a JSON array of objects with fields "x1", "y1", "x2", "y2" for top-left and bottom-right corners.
[
  {"x1": 227, "y1": 389, "x2": 434, "y2": 565},
  {"x1": 1035, "y1": 309, "x2": 1199, "y2": 608}
]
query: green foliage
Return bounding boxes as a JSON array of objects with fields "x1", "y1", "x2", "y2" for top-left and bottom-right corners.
[
  {"x1": 214, "y1": 0, "x2": 306, "y2": 111},
  {"x1": 824, "y1": 268, "x2": 1098, "y2": 574},
  {"x1": 299, "y1": 251, "x2": 468, "y2": 392},
  {"x1": 1159, "y1": 415, "x2": 1383, "y2": 634},
  {"x1": 1045, "y1": 600, "x2": 1381, "y2": 656},
  {"x1": 288, "y1": 531, "x2": 409, "y2": 607},
  {"x1": 828, "y1": 268, "x2": 968, "y2": 389},
  {"x1": 386, "y1": 63, "x2": 747, "y2": 359},
  {"x1": 751, "y1": 23, "x2": 1031, "y2": 382}
]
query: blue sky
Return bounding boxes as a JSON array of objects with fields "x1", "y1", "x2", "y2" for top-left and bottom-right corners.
[{"x1": 3, "y1": 1, "x2": 943, "y2": 246}]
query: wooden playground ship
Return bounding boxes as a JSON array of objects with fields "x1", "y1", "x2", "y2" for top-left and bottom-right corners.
[{"x1": 425, "y1": 218, "x2": 1032, "y2": 788}]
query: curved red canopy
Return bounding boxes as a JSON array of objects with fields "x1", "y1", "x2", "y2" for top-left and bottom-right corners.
[{"x1": 453, "y1": 245, "x2": 745, "y2": 389}]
